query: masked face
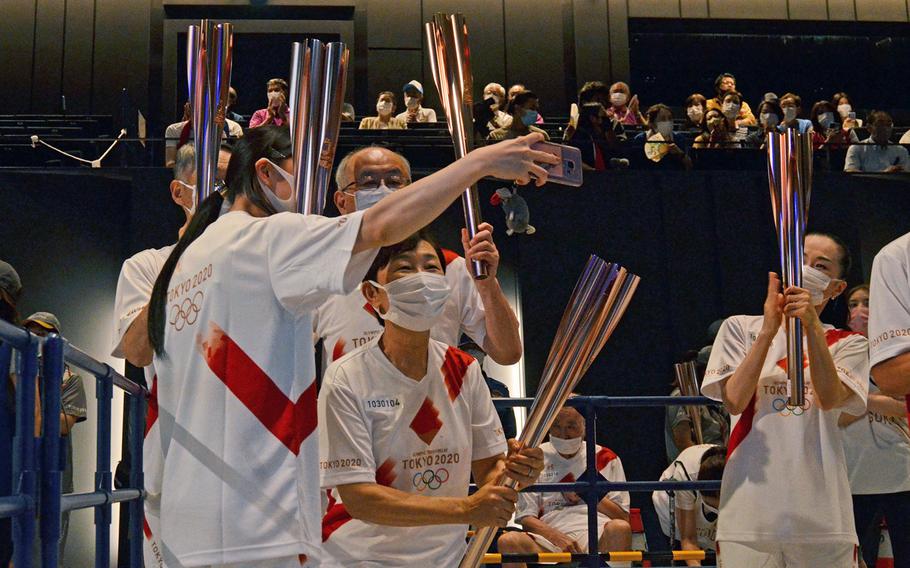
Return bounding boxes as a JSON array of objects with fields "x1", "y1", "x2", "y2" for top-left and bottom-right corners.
[
  {"x1": 549, "y1": 434, "x2": 583, "y2": 456},
  {"x1": 369, "y1": 272, "x2": 451, "y2": 332},
  {"x1": 848, "y1": 305, "x2": 869, "y2": 335},
  {"x1": 722, "y1": 102, "x2": 740, "y2": 119},
  {"x1": 377, "y1": 100, "x2": 393, "y2": 116},
  {"x1": 267, "y1": 91, "x2": 282, "y2": 104},
  {"x1": 610, "y1": 92, "x2": 628, "y2": 107},
  {"x1": 837, "y1": 103, "x2": 852, "y2": 118},
  {"x1": 760, "y1": 112, "x2": 779, "y2": 129},
  {"x1": 802, "y1": 264, "x2": 833, "y2": 306},
  {"x1": 521, "y1": 108, "x2": 538, "y2": 126},
  {"x1": 783, "y1": 106, "x2": 798, "y2": 122},
  {"x1": 707, "y1": 115, "x2": 724, "y2": 131},
  {"x1": 405, "y1": 96, "x2": 420, "y2": 110},
  {"x1": 176, "y1": 180, "x2": 197, "y2": 215},
  {"x1": 258, "y1": 159, "x2": 296, "y2": 213},
  {"x1": 687, "y1": 105, "x2": 704, "y2": 123},
  {"x1": 872, "y1": 123, "x2": 894, "y2": 144},
  {"x1": 354, "y1": 181, "x2": 395, "y2": 211},
  {"x1": 818, "y1": 112, "x2": 835, "y2": 129}
]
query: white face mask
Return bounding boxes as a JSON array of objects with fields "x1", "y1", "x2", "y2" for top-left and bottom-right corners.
[
  {"x1": 687, "y1": 106, "x2": 704, "y2": 123},
  {"x1": 549, "y1": 435, "x2": 583, "y2": 456},
  {"x1": 760, "y1": 113, "x2": 779, "y2": 129},
  {"x1": 405, "y1": 96, "x2": 419, "y2": 110},
  {"x1": 783, "y1": 106, "x2": 797, "y2": 122},
  {"x1": 722, "y1": 102, "x2": 740, "y2": 119},
  {"x1": 267, "y1": 91, "x2": 282, "y2": 104},
  {"x1": 489, "y1": 94, "x2": 502, "y2": 108},
  {"x1": 177, "y1": 181, "x2": 197, "y2": 215},
  {"x1": 837, "y1": 103, "x2": 852, "y2": 118},
  {"x1": 370, "y1": 272, "x2": 451, "y2": 331},
  {"x1": 656, "y1": 120, "x2": 673, "y2": 139},
  {"x1": 354, "y1": 181, "x2": 395, "y2": 211},
  {"x1": 258, "y1": 159, "x2": 296, "y2": 213},
  {"x1": 802, "y1": 264, "x2": 832, "y2": 305},
  {"x1": 818, "y1": 112, "x2": 835, "y2": 129},
  {"x1": 610, "y1": 92, "x2": 627, "y2": 107},
  {"x1": 377, "y1": 101, "x2": 393, "y2": 115}
]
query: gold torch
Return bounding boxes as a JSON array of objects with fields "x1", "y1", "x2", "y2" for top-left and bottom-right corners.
[
  {"x1": 674, "y1": 361, "x2": 703, "y2": 445},
  {"x1": 459, "y1": 256, "x2": 640, "y2": 568},
  {"x1": 288, "y1": 38, "x2": 349, "y2": 215},
  {"x1": 187, "y1": 20, "x2": 233, "y2": 207},
  {"x1": 766, "y1": 129, "x2": 812, "y2": 406},
  {"x1": 425, "y1": 13, "x2": 487, "y2": 279}
]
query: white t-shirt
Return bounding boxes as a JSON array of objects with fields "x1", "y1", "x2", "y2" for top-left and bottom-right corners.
[
  {"x1": 313, "y1": 255, "x2": 487, "y2": 373},
  {"x1": 869, "y1": 232, "x2": 910, "y2": 371},
  {"x1": 153, "y1": 209, "x2": 374, "y2": 566},
  {"x1": 164, "y1": 119, "x2": 243, "y2": 146},
  {"x1": 318, "y1": 338, "x2": 507, "y2": 568},
  {"x1": 110, "y1": 244, "x2": 174, "y2": 567},
  {"x1": 515, "y1": 441, "x2": 629, "y2": 535},
  {"x1": 395, "y1": 106, "x2": 438, "y2": 123},
  {"x1": 842, "y1": 383, "x2": 910, "y2": 495},
  {"x1": 652, "y1": 444, "x2": 719, "y2": 550},
  {"x1": 702, "y1": 315, "x2": 869, "y2": 545}
]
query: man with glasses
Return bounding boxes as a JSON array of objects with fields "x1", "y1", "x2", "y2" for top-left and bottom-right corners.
[{"x1": 314, "y1": 145, "x2": 523, "y2": 374}]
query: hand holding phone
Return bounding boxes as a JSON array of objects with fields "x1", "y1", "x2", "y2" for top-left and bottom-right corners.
[{"x1": 530, "y1": 141, "x2": 584, "y2": 187}]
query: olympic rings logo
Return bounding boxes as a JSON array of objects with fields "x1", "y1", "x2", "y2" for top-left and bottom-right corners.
[
  {"x1": 771, "y1": 397, "x2": 808, "y2": 417},
  {"x1": 412, "y1": 468, "x2": 449, "y2": 491},
  {"x1": 169, "y1": 291, "x2": 203, "y2": 331}
]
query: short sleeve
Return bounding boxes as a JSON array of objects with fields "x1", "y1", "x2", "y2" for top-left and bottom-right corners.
[
  {"x1": 515, "y1": 488, "x2": 541, "y2": 522},
  {"x1": 831, "y1": 334, "x2": 870, "y2": 416},
  {"x1": 701, "y1": 317, "x2": 749, "y2": 402},
  {"x1": 111, "y1": 250, "x2": 164, "y2": 358},
  {"x1": 869, "y1": 242, "x2": 910, "y2": 368},
  {"x1": 844, "y1": 145, "x2": 862, "y2": 171},
  {"x1": 898, "y1": 147, "x2": 910, "y2": 171},
  {"x1": 425, "y1": 109, "x2": 437, "y2": 122},
  {"x1": 601, "y1": 454, "x2": 630, "y2": 513},
  {"x1": 164, "y1": 123, "x2": 182, "y2": 147},
  {"x1": 61, "y1": 369, "x2": 87, "y2": 421},
  {"x1": 318, "y1": 366, "x2": 377, "y2": 488},
  {"x1": 267, "y1": 211, "x2": 377, "y2": 316},
  {"x1": 248, "y1": 110, "x2": 266, "y2": 128},
  {"x1": 469, "y1": 364, "x2": 508, "y2": 461},
  {"x1": 668, "y1": 457, "x2": 696, "y2": 511}
]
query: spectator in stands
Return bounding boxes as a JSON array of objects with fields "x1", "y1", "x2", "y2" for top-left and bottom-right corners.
[
  {"x1": 563, "y1": 81, "x2": 611, "y2": 143},
  {"x1": 652, "y1": 445, "x2": 726, "y2": 566},
  {"x1": 164, "y1": 101, "x2": 242, "y2": 167},
  {"x1": 497, "y1": 403, "x2": 632, "y2": 568},
  {"x1": 810, "y1": 100, "x2": 858, "y2": 151},
  {"x1": 396, "y1": 80, "x2": 437, "y2": 124},
  {"x1": 483, "y1": 82, "x2": 512, "y2": 130},
  {"x1": 719, "y1": 91, "x2": 750, "y2": 144},
  {"x1": 22, "y1": 312, "x2": 87, "y2": 563},
  {"x1": 341, "y1": 103, "x2": 355, "y2": 123},
  {"x1": 567, "y1": 103, "x2": 625, "y2": 171},
  {"x1": 778, "y1": 92, "x2": 813, "y2": 134},
  {"x1": 634, "y1": 104, "x2": 692, "y2": 170},
  {"x1": 744, "y1": 100, "x2": 782, "y2": 149},
  {"x1": 684, "y1": 93, "x2": 707, "y2": 131},
  {"x1": 508, "y1": 83, "x2": 544, "y2": 124},
  {"x1": 606, "y1": 81, "x2": 643, "y2": 126},
  {"x1": 225, "y1": 86, "x2": 244, "y2": 124},
  {"x1": 693, "y1": 108, "x2": 736, "y2": 149},
  {"x1": 488, "y1": 90, "x2": 549, "y2": 141},
  {"x1": 833, "y1": 92, "x2": 862, "y2": 128},
  {"x1": 706, "y1": 73, "x2": 756, "y2": 127},
  {"x1": 249, "y1": 78, "x2": 290, "y2": 128},
  {"x1": 360, "y1": 91, "x2": 407, "y2": 130},
  {"x1": 844, "y1": 111, "x2": 909, "y2": 173},
  {"x1": 665, "y1": 348, "x2": 729, "y2": 463}
]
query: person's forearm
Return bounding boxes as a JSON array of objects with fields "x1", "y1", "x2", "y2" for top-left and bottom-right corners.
[
  {"x1": 122, "y1": 306, "x2": 153, "y2": 367},
  {"x1": 872, "y1": 353, "x2": 910, "y2": 396},
  {"x1": 477, "y1": 278, "x2": 522, "y2": 365},
  {"x1": 805, "y1": 321, "x2": 851, "y2": 410},
  {"x1": 338, "y1": 483, "x2": 469, "y2": 526},
  {"x1": 355, "y1": 153, "x2": 487, "y2": 252},
  {"x1": 596, "y1": 498, "x2": 629, "y2": 522},
  {"x1": 867, "y1": 393, "x2": 908, "y2": 418},
  {"x1": 723, "y1": 330, "x2": 774, "y2": 414}
]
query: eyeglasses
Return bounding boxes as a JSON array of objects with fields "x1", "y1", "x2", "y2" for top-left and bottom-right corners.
[{"x1": 341, "y1": 173, "x2": 410, "y2": 195}]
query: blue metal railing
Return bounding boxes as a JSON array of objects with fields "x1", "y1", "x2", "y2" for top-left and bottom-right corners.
[
  {"x1": 0, "y1": 318, "x2": 146, "y2": 568},
  {"x1": 491, "y1": 395, "x2": 722, "y2": 568}
]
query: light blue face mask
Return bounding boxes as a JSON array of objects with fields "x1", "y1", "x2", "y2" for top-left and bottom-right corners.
[
  {"x1": 354, "y1": 181, "x2": 395, "y2": 211},
  {"x1": 521, "y1": 109, "x2": 538, "y2": 127}
]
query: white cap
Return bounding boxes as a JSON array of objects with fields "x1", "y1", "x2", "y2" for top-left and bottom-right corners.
[{"x1": 403, "y1": 80, "x2": 423, "y2": 95}]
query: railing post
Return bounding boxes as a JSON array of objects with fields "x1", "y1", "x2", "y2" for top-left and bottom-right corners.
[
  {"x1": 12, "y1": 337, "x2": 39, "y2": 568},
  {"x1": 94, "y1": 374, "x2": 113, "y2": 568},
  {"x1": 582, "y1": 399, "x2": 599, "y2": 568},
  {"x1": 128, "y1": 392, "x2": 145, "y2": 567},
  {"x1": 40, "y1": 334, "x2": 64, "y2": 567}
]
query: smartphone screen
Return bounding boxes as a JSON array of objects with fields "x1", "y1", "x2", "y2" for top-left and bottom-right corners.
[{"x1": 530, "y1": 141, "x2": 584, "y2": 187}]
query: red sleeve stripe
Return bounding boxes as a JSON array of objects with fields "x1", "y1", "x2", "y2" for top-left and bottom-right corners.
[
  {"x1": 322, "y1": 490, "x2": 353, "y2": 542},
  {"x1": 442, "y1": 346, "x2": 473, "y2": 401},
  {"x1": 144, "y1": 375, "x2": 159, "y2": 438},
  {"x1": 727, "y1": 394, "x2": 757, "y2": 458},
  {"x1": 596, "y1": 447, "x2": 618, "y2": 472}
]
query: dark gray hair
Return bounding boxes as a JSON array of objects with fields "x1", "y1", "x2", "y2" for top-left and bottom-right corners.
[{"x1": 173, "y1": 143, "x2": 195, "y2": 183}]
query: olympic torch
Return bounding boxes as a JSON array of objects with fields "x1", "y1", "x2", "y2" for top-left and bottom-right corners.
[
  {"x1": 188, "y1": 19, "x2": 233, "y2": 207},
  {"x1": 425, "y1": 13, "x2": 486, "y2": 279},
  {"x1": 459, "y1": 255, "x2": 640, "y2": 568},
  {"x1": 766, "y1": 129, "x2": 812, "y2": 406},
  {"x1": 288, "y1": 39, "x2": 349, "y2": 215},
  {"x1": 674, "y1": 361, "x2": 703, "y2": 445}
]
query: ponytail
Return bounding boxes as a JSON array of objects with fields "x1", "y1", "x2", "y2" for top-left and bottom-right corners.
[{"x1": 148, "y1": 191, "x2": 224, "y2": 356}]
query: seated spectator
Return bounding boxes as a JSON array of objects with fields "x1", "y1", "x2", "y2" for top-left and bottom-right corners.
[
  {"x1": 225, "y1": 86, "x2": 244, "y2": 125},
  {"x1": 833, "y1": 92, "x2": 863, "y2": 128},
  {"x1": 778, "y1": 92, "x2": 813, "y2": 134},
  {"x1": 652, "y1": 445, "x2": 726, "y2": 566},
  {"x1": 693, "y1": 108, "x2": 737, "y2": 149},
  {"x1": 845, "y1": 110, "x2": 909, "y2": 173},
  {"x1": 762, "y1": 92, "x2": 779, "y2": 105},
  {"x1": 664, "y1": 349, "x2": 729, "y2": 463},
  {"x1": 395, "y1": 80, "x2": 437, "y2": 124},
  {"x1": 744, "y1": 100, "x2": 783, "y2": 149},
  {"x1": 164, "y1": 101, "x2": 242, "y2": 167},
  {"x1": 359, "y1": 91, "x2": 407, "y2": 130},
  {"x1": 633, "y1": 104, "x2": 692, "y2": 170},
  {"x1": 249, "y1": 78, "x2": 290, "y2": 128},
  {"x1": 22, "y1": 312, "x2": 87, "y2": 562},
  {"x1": 809, "y1": 100, "x2": 859, "y2": 150},
  {"x1": 718, "y1": 91, "x2": 750, "y2": 143},
  {"x1": 567, "y1": 102, "x2": 625, "y2": 171},
  {"x1": 606, "y1": 81, "x2": 643, "y2": 126},
  {"x1": 706, "y1": 73, "x2": 756, "y2": 126},
  {"x1": 483, "y1": 82, "x2": 512, "y2": 130},
  {"x1": 684, "y1": 93, "x2": 707, "y2": 132},
  {"x1": 508, "y1": 83, "x2": 544, "y2": 123},
  {"x1": 487, "y1": 90, "x2": 549, "y2": 141},
  {"x1": 564, "y1": 81, "x2": 612, "y2": 141},
  {"x1": 340, "y1": 102, "x2": 355, "y2": 122},
  {"x1": 497, "y1": 403, "x2": 632, "y2": 568}
]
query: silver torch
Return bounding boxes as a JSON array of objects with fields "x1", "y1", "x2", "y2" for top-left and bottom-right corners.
[
  {"x1": 425, "y1": 13, "x2": 487, "y2": 279},
  {"x1": 459, "y1": 255, "x2": 640, "y2": 568},
  {"x1": 673, "y1": 361, "x2": 703, "y2": 445},
  {"x1": 288, "y1": 38, "x2": 349, "y2": 215},
  {"x1": 766, "y1": 129, "x2": 812, "y2": 406},
  {"x1": 188, "y1": 19, "x2": 233, "y2": 207}
]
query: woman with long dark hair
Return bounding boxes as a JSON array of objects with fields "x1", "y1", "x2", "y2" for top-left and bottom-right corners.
[{"x1": 144, "y1": 125, "x2": 554, "y2": 567}]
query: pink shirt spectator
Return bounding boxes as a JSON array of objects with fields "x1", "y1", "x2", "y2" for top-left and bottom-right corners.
[
  {"x1": 607, "y1": 106, "x2": 640, "y2": 126},
  {"x1": 249, "y1": 108, "x2": 289, "y2": 128}
]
